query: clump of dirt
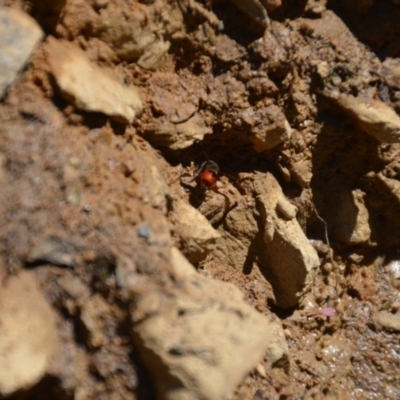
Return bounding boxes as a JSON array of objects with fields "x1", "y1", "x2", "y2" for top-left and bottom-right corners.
[{"x1": 2, "y1": 0, "x2": 400, "y2": 399}]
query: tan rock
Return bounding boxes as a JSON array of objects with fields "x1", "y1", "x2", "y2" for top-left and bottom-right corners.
[
  {"x1": 143, "y1": 114, "x2": 212, "y2": 150},
  {"x1": 137, "y1": 40, "x2": 171, "y2": 70},
  {"x1": 290, "y1": 159, "x2": 313, "y2": 188},
  {"x1": 214, "y1": 197, "x2": 259, "y2": 269},
  {"x1": 241, "y1": 105, "x2": 292, "y2": 151},
  {"x1": 0, "y1": 7, "x2": 43, "y2": 99},
  {"x1": 170, "y1": 247, "x2": 197, "y2": 278},
  {"x1": 254, "y1": 173, "x2": 320, "y2": 308},
  {"x1": 170, "y1": 198, "x2": 220, "y2": 263},
  {"x1": 324, "y1": 91, "x2": 400, "y2": 143},
  {"x1": 44, "y1": 37, "x2": 142, "y2": 123},
  {"x1": 332, "y1": 189, "x2": 371, "y2": 245},
  {"x1": 131, "y1": 260, "x2": 288, "y2": 400},
  {"x1": 373, "y1": 311, "x2": 400, "y2": 332},
  {"x1": 0, "y1": 271, "x2": 58, "y2": 396}
]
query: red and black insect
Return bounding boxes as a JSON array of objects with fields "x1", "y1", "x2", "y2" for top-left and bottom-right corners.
[
  {"x1": 197, "y1": 160, "x2": 220, "y2": 188},
  {"x1": 181, "y1": 159, "x2": 221, "y2": 189}
]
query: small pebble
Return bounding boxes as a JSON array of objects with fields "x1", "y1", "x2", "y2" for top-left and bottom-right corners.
[
  {"x1": 256, "y1": 363, "x2": 267, "y2": 378},
  {"x1": 391, "y1": 301, "x2": 400, "y2": 313},
  {"x1": 138, "y1": 224, "x2": 150, "y2": 239}
]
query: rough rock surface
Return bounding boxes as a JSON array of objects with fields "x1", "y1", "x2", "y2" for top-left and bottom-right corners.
[
  {"x1": 324, "y1": 91, "x2": 400, "y2": 143},
  {"x1": 373, "y1": 311, "x2": 400, "y2": 332},
  {"x1": 331, "y1": 188, "x2": 371, "y2": 244},
  {"x1": 255, "y1": 173, "x2": 320, "y2": 308},
  {"x1": 0, "y1": 7, "x2": 43, "y2": 99},
  {"x1": 2, "y1": 0, "x2": 400, "y2": 399},
  {"x1": 131, "y1": 250, "x2": 288, "y2": 400},
  {"x1": 0, "y1": 271, "x2": 58, "y2": 396},
  {"x1": 170, "y1": 198, "x2": 221, "y2": 263},
  {"x1": 242, "y1": 104, "x2": 292, "y2": 151},
  {"x1": 98, "y1": 0, "x2": 185, "y2": 69},
  {"x1": 44, "y1": 37, "x2": 142, "y2": 123}
]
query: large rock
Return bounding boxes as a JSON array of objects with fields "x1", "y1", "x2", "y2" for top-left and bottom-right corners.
[
  {"x1": 323, "y1": 91, "x2": 400, "y2": 143},
  {"x1": 44, "y1": 37, "x2": 142, "y2": 123},
  {"x1": 0, "y1": 7, "x2": 43, "y2": 99},
  {"x1": 130, "y1": 248, "x2": 288, "y2": 400},
  {"x1": 254, "y1": 173, "x2": 320, "y2": 308},
  {"x1": 0, "y1": 271, "x2": 58, "y2": 396}
]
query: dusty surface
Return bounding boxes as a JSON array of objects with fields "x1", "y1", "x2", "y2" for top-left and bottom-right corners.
[{"x1": 2, "y1": 0, "x2": 400, "y2": 399}]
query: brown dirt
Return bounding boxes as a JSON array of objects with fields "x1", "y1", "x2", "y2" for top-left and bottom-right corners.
[{"x1": 2, "y1": 0, "x2": 400, "y2": 399}]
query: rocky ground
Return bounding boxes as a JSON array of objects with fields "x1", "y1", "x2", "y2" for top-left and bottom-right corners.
[{"x1": 1, "y1": 0, "x2": 400, "y2": 399}]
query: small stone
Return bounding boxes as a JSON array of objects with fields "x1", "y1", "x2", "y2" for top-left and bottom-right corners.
[
  {"x1": 44, "y1": 37, "x2": 142, "y2": 124},
  {"x1": 137, "y1": 224, "x2": 151, "y2": 239},
  {"x1": 214, "y1": 34, "x2": 246, "y2": 63},
  {"x1": 170, "y1": 198, "x2": 221, "y2": 264},
  {"x1": 290, "y1": 160, "x2": 313, "y2": 188},
  {"x1": 391, "y1": 302, "x2": 400, "y2": 313},
  {"x1": 143, "y1": 114, "x2": 212, "y2": 150},
  {"x1": 241, "y1": 105, "x2": 292, "y2": 151},
  {"x1": 137, "y1": 40, "x2": 170, "y2": 70},
  {"x1": 373, "y1": 311, "x2": 400, "y2": 332},
  {"x1": 26, "y1": 236, "x2": 77, "y2": 267},
  {"x1": 256, "y1": 363, "x2": 268, "y2": 378},
  {"x1": 332, "y1": 189, "x2": 371, "y2": 245},
  {"x1": 0, "y1": 7, "x2": 43, "y2": 99}
]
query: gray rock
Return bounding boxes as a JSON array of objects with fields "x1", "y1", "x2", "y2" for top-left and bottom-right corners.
[{"x1": 0, "y1": 7, "x2": 43, "y2": 99}]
